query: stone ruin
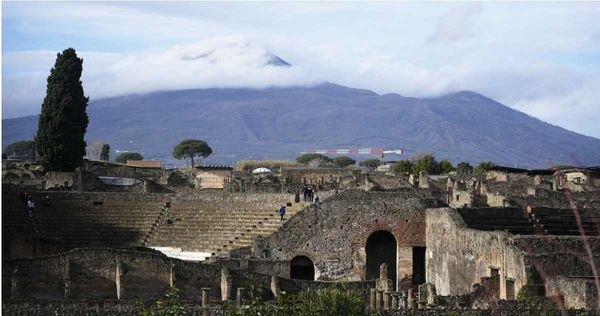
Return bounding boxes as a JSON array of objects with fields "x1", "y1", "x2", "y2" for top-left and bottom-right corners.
[{"x1": 3, "y1": 159, "x2": 600, "y2": 314}]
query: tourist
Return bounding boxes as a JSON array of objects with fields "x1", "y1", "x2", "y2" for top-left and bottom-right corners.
[
  {"x1": 26, "y1": 197, "x2": 35, "y2": 211},
  {"x1": 45, "y1": 195, "x2": 51, "y2": 207},
  {"x1": 278, "y1": 205, "x2": 286, "y2": 222},
  {"x1": 314, "y1": 196, "x2": 320, "y2": 204},
  {"x1": 303, "y1": 187, "x2": 308, "y2": 202}
]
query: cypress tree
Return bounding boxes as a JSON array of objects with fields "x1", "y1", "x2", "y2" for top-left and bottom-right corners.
[
  {"x1": 100, "y1": 144, "x2": 110, "y2": 161},
  {"x1": 35, "y1": 48, "x2": 89, "y2": 171}
]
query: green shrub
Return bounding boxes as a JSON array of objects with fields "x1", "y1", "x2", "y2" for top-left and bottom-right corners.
[
  {"x1": 225, "y1": 283, "x2": 368, "y2": 316},
  {"x1": 138, "y1": 286, "x2": 185, "y2": 316}
]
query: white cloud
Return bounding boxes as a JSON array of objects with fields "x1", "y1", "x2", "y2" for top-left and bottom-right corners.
[
  {"x1": 427, "y1": 3, "x2": 484, "y2": 43},
  {"x1": 2, "y1": 2, "x2": 600, "y2": 138}
]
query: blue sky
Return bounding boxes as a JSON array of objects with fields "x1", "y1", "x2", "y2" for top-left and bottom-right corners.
[{"x1": 2, "y1": 1, "x2": 600, "y2": 138}]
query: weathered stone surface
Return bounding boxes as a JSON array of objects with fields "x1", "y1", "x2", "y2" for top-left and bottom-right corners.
[{"x1": 252, "y1": 189, "x2": 439, "y2": 283}]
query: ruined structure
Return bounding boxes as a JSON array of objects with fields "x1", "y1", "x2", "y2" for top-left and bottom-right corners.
[{"x1": 3, "y1": 160, "x2": 600, "y2": 314}]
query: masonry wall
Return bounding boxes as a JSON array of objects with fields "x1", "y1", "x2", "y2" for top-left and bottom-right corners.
[
  {"x1": 3, "y1": 247, "x2": 377, "y2": 306},
  {"x1": 280, "y1": 167, "x2": 359, "y2": 185},
  {"x1": 252, "y1": 189, "x2": 440, "y2": 287},
  {"x1": 425, "y1": 208, "x2": 528, "y2": 299},
  {"x1": 545, "y1": 276, "x2": 598, "y2": 309}
]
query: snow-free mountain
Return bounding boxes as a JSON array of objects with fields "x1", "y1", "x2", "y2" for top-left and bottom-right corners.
[{"x1": 3, "y1": 82, "x2": 600, "y2": 168}]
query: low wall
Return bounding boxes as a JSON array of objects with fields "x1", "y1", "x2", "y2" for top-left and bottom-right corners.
[
  {"x1": 2, "y1": 300, "x2": 224, "y2": 316},
  {"x1": 3, "y1": 247, "x2": 375, "y2": 305}
]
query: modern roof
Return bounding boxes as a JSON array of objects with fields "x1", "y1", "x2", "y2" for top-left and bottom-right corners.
[
  {"x1": 126, "y1": 160, "x2": 162, "y2": 168},
  {"x1": 195, "y1": 164, "x2": 233, "y2": 170}
]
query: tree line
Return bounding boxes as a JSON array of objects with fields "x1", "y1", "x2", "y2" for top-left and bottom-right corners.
[{"x1": 392, "y1": 154, "x2": 495, "y2": 176}]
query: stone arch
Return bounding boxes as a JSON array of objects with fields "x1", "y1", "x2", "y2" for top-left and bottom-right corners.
[
  {"x1": 290, "y1": 255, "x2": 315, "y2": 280},
  {"x1": 366, "y1": 230, "x2": 397, "y2": 287}
]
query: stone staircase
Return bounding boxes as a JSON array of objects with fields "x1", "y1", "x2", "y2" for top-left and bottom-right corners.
[
  {"x1": 146, "y1": 202, "x2": 307, "y2": 260},
  {"x1": 211, "y1": 202, "x2": 307, "y2": 257}
]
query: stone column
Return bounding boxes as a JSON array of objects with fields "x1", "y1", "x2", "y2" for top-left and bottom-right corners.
[
  {"x1": 11, "y1": 268, "x2": 19, "y2": 299},
  {"x1": 380, "y1": 263, "x2": 388, "y2": 280},
  {"x1": 376, "y1": 290, "x2": 383, "y2": 310},
  {"x1": 169, "y1": 263, "x2": 175, "y2": 287},
  {"x1": 400, "y1": 291, "x2": 407, "y2": 309},
  {"x1": 383, "y1": 292, "x2": 390, "y2": 309},
  {"x1": 271, "y1": 275, "x2": 279, "y2": 298},
  {"x1": 116, "y1": 259, "x2": 124, "y2": 299},
  {"x1": 369, "y1": 288, "x2": 376, "y2": 309},
  {"x1": 64, "y1": 259, "x2": 71, "y2": 299},
  {"x1": 221, "y1": 269, "x2": 232, "y2": 301},
  {"x1": 407, "y1": 289, "x2": 414, "y2": 309},
  {"x1": 236, "y1": 288, "x2": 245, "y2": 307},
  {"x1": 201, "y1": 288, "x2": 210, "y2": 307},
  {"x1": 391, "y1": 294, "x2": 399, "y2": 310}
]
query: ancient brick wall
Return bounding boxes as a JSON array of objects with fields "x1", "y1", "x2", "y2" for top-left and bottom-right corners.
[
  {"x1": 280, "y1": 167, "x2": 359, "y2": 185},
  {"x1": 252, "y1": 189, "x2": 439, "y2": 285},
  {"x1": 426, "y1": 207, "x2": 528, "y2": 299}
]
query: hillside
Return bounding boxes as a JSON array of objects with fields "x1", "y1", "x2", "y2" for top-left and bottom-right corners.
[{"x1": 3, "y1": 83, "x2": 600, "y2": 168}]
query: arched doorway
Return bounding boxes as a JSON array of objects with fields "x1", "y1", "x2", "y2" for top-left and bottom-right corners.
[
  {"x1": 290, "y1": 256, "x2": 315, "y2": 280},
  {"x1": 366, "y1": 230, "x2": 397, "y2": 288}
]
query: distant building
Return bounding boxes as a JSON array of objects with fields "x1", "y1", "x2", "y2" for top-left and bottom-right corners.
[
  {"x1": 126, "y1": 160, "x2": 162, "y2": 169},
  {"x1": 195, "y1": 164, "x2": 233, "y2": 189}
]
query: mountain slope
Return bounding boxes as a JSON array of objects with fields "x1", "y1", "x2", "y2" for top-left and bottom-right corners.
[{"x1": 3, "y1": 83, "x2": 599, "y2": 168}]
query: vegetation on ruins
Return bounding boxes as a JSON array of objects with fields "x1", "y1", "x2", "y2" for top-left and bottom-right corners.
[
  {"x1": 332, "y1": 156, "x2": 356, "y2": 168},
  {"x1": 100, "y1": 143, "x2": 110, "y2": 161},
  {"x1": 224, "y1": 283, "x2": 368, "y2": 316},
  {"x1": 296, "y1": 153, "x2": 332, "y2": 167},
  {"x1": 35, "y1": 48, "x2": 89, "y2": 171},
  {"x1": 474, "y1": 161, "x2": 496, "y2": 175},
  {"x1": 115, "y1": 152, "x2": 144, "y2": 164},
  {"x1": 235, "y1": 159, "x2": 299, "y2": 171},
  {"x1": 552, "y1": 165, "x2": 575, "y2": 170},
  {"x1": 516, "y1": 285, "x2": 558, "y2": 312},
  {"x1": 457, "y1": 162, "x2": 474, "y2": 174},
  {"x1": 172, "y1": 139, "x2": 213, "y2": 168},
  {"x1": 359, "y1": 159, "x2": 381, "y2": 171},
  {"x1": 395, "y1": 155, "x2": 458, "y2": 176},
  {"x1": 138, "y1": 286, "x2": 185, "y2": 316},
  {"x1": 4, "y1": 140, "x2": 36, "y2": 160},
  {"x1": 393, "y1": 160, "x2": 414, "y2": 175},
  {"x1": 440, "y1": 159, "x2": 455, "y2": 174},
  {"x1": 412, "y1": 154, "x2": 442, "y2": 175}
]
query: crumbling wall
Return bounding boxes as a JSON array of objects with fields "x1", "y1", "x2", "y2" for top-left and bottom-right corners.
[
  {"x1": 280, "y1": 167, "x2": 359, "y2": 186},
  {"x1": 252, "y1": 189, "x2": 439, "y2": 284},
  {"x1": 3, "y1": 248, "x2": 221, "y2": 302},
  {"x1": 44, "y1": 172, "x2": 74, "y2": 190},
  {"x1": 545, "y1": 276, "x2": 598, "y2": 309},
  {"x1": 426, "y1": 208, "x2": 528, "y2": 299}
]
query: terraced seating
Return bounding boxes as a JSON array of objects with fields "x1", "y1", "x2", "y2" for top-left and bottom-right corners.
[
  {"x1": 458, "y1": 207, "x2": 600, "y2": 236},
  {"x1": 147, "y1": 202, "x2": 307, "y2": 259},
  {"x1": 529, "y1": 208, "x2": 600, "y2": 236},
  {"x1": 458, "y1": 208, "x2": 537, "y2": 235},
  {"x1": 2, "y1": 194, "x2": 31, "y2": 232},
  {"x1": 28, "y1": 199, "x2": 165, "y2": 248}
]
